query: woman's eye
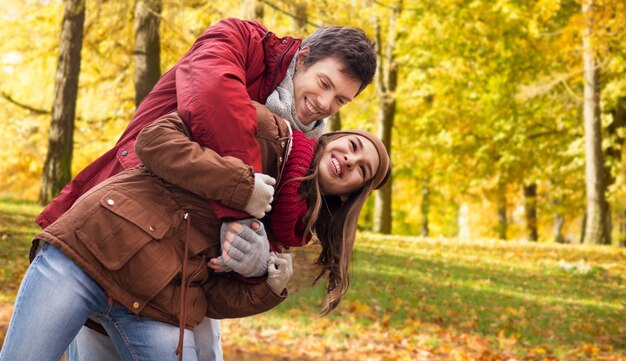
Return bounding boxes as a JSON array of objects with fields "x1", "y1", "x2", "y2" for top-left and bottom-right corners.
[
  {"x1": 360, "y1": 166, "x2": 366, "y2": 178},
  {"x1": 320, "y1": 81, "x2": 328, "y2": 89},
  {"x1": 349, "y1": 140, "x2": 356, "y2": 151}
]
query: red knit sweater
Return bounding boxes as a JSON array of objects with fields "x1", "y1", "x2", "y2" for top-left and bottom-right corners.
[{"x1": 270, "y1": 130, "x2": 317, "y2": 248}]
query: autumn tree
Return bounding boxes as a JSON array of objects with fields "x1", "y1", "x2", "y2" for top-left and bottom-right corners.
[
  {"x1": 329, "y1": 112, "x2": 341, "y2": 132},
  {"x1": 420, "y1": 178, "x2": 430, "y2": 237},
  {"x1": 134, "y1": 0, "x2": 162, "y2": 106},
  {"x1": 591, "y1": 0, "x2": 626, "y2": 247},
  {"x1": 39, "y1": 0, "x2": 86, "y2": 204},
  {"x1": 524, "y1": 183, "x2": 538, "y2": 241},
  {"x1": 581, "y1": 0, "x2": 609, "y2": 245},
  {"x1": 372, "y1": 1, "x2": 401, "y2": 234},
  {"x1": 5, "y1": 0, "x2": 626, "y2": 241},
  {"x1": 291, "y1": 0, "x2": 308, "y2": 30},
  {"x1": 242, "y1": 0, "x2": 264, "y2": 19},
  {"x1": 609, "y1": 98, "x2": 626, "y2": 246},
  {"x1": 496, "y1": 179, "x2": 508, "y2": 240}
]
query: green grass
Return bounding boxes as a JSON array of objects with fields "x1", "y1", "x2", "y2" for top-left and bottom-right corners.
[
  {"x1": 223, "y1": 234, "x2": 626, "y2": 360},
  {"x1": 0, "y1": 199, "x2": 42, "y2": 303},
  {"x1": 1, "y1": 198, "x2": 625, "y2": 359},
  {"x1": 355, "y1": 235, "x2": 625, "y2": 355}
]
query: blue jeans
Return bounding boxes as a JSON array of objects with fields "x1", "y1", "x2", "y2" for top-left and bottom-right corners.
[
  {"x1": 0, "y1": 243, "x2": 198, "y2": 361},
  {"x1": 66, "y1": 318, "x2": 223, "y2": 361}
]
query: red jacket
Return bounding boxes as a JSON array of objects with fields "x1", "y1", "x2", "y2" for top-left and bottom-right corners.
[{"x1": 36, "y1": 18, "x2": 301, "y2": 228}]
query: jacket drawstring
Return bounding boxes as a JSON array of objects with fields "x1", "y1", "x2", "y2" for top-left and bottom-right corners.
[{"x1": 176, "y1": 212, "x2": 191, "y2": 360}]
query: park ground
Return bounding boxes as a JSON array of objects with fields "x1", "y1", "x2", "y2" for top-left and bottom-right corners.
[{"x1": 1, "y1": 199, "x2": 625, "y2": 360}]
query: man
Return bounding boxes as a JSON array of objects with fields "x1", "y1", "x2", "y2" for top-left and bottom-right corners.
[{"x1": 44, "y1": 18, "x2": 376, "y2": 360}]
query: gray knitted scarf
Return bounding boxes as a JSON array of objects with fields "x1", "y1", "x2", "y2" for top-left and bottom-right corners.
[{"x1": 264, "y1": 52, "x2": 327, "y2": 139}]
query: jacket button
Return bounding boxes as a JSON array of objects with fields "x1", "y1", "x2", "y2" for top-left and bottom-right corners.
[
  {"x1": 107, "y1": 199, "x2": 115, "y2": 206},
  {"x1": 121, "y1": 150, "x2": 128, "y2": 156},
  {"x1": 149, "y1": 225, "x2": 156, "y2": 232},
  {"x1": 133, "y1": 302, "x2": 140, "y2": 309},
  {"x1": 279, "y1": 157, "x2": 283, "y2": 163},
  {"x1": 280, "y1": 142, "x2": 285, "y2": 147}
]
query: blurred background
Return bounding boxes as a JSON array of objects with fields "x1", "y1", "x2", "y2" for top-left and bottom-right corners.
[
  {"x1": 1, "y1": 1, "x2": 626, "y2": 359},
  {"x1": 2, "y1": 0, "x2": 626, "y2": 244}
]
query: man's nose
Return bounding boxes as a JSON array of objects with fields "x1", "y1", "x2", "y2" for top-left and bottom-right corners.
[{"x1": 318, "y1": 93, "x2": 333, "y2": 113}]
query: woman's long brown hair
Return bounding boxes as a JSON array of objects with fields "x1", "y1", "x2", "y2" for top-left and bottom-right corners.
[{"x1": 297, "y1": 133, "x2": 376, "y2": 315}]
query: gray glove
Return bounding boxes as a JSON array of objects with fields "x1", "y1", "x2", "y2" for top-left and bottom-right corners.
[
  {"x1": 244, "y1": 173, "x2": 276, "y2": 218},
  {"x1": 215, "y1": 219, "x2": 270, "y2": 277},
  {"x1": 266, "y1": 252, "x2": 293, "y2": 295}
]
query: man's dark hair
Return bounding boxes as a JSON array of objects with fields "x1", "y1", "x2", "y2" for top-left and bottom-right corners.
[{"x1": 301, "y1": 27, "x2": 376, "y2": 96}]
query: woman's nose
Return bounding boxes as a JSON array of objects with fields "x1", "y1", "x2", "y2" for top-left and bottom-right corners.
[{"x1": 344, "y1": 154, "x2": 354, "y2": 169}]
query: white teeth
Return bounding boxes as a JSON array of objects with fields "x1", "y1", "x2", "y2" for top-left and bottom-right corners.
[
  {"x1": 305, "y1": 98, "x2": 319, "y2": 114},
  {"x1": 331, "y1": 158, "x2": 341, "y2": 175}
]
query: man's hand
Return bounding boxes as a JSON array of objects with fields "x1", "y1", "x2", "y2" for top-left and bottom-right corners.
[
  {"x1": 244, "y1": 173, "x2": 275, "y2": 219},
  {"x1": 266, "y1": 252, "x2": 293, "y2": 294},
  {"x1": 208, "y1": 219, "x2": 270, "y2": 277}
]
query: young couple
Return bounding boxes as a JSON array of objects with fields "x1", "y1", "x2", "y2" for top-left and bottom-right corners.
[{"x1": 0, "y1": 18, "x2": 390, "y2": 361}]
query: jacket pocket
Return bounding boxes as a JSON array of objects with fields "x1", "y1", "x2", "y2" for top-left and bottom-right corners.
[{"x1": 76, "y1": 189, "x2": 172, "y2": 271}]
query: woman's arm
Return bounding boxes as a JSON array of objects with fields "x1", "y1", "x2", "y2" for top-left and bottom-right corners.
[
  {"x1": 203, "y1": 277, "x2": 285, "y2": 319},
  {"x1": 135, "y1": 112, "x2": 255, "y2": 210},
  {"x1": 202, "y1": 253, "x2": 292, "y2": 319}
]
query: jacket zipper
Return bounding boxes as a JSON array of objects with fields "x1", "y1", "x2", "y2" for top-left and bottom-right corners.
[
  {"x1": 274, "y1": 136, "x2": 292, "y2": 187},
  {"x1": 269, "y1": 38, "x2": 297, "y2": 92}
]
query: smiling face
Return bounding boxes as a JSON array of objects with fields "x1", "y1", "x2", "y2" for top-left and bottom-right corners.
[
  {"x1": 292, "y1": 49, "x2": 362, "y2": 126},
  {"x1": 318, "y1": 134, "x2": 381, "y2": 197}
]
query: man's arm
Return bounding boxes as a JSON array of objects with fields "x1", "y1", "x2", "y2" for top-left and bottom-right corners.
[
  {"x1": 176, "y1": 18, "x2": 264, "y2": 172},
  {"x1": 175, "y1": 19, "x2": 280, "y2": 219}
]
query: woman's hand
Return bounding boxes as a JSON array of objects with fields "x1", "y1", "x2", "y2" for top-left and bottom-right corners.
[
  {"x1": 208, "y1": 219, "x2": 269, "y2": 277},
  {"x1": 245, "y1": 173, "x2": 275, "y2": 219},
  {"x1": 266, "y1": 252, "x2": 293, "y2": 295}
]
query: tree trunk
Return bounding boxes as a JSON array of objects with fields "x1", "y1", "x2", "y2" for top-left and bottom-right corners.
[
  {"x1": 373, "y1": 2, "x2": 401, "y2": 234},
  {"x1": 373, "y1": 99, "x2": 393, "y2": 233},
  {"x1": 420, "y1": 178, "x2": 430, "y2": 237},
  {"x1": 39, "y1": 0, "x2": 86, "y2": 205},
  {"x1": 581, "y1": 0, "x2": 610, "y2": 245},
  {"x1": 524, "y1": 183, "x2": 538, "y2": 241},
  {"x1": 242, "y1": 0, "x2": 264, "y2": 19},
  {"x1": 292, "y1": 1, "x2": 308, "y2": 30},
  {"x1": 618, "y1": 210, "x2": 626, "y2": 247},
  {"x1": 134, "y1": 0, "x2": 161, "y2": 106},
  {"x1": 580, "y1": 212, "x2": 587, "y2": 244},
  {"x1": 601, "y1": 97, "x2": 626, "y2": 245},
  {"x1": 603, "y1": 97, "x2": 626, "y2": 185},
  {"x1": 255, "y1": 1, "x2": 264, "y2": 18},
  {"x1": 610, "y1": 97, "x2": 626, "y2": 246},
  {"x1": 497, "y1": 180, "x2": 507, "y2": 240},
  {"x1": 554, "y1": 213, "x2": 565, "y2": 243},
  {"x1": 329, "y1": 111, "x2": 341, "y2": 132},
  {"x1": 551, "y1": 197, "x2": 565, "y2": 243}
]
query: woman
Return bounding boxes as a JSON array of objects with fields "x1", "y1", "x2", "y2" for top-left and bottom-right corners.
[{"x1": 0, "y1": 105, "x2": 390, "y2": 361}]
